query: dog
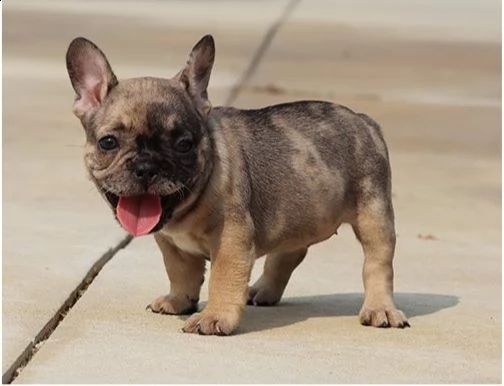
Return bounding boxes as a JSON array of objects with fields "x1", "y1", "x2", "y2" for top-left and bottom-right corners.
[{"x1": 65, "y1": 34, "x2": 409, "y2": 335}]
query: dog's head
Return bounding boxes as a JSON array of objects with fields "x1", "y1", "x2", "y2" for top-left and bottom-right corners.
[{"x1": 66, "y1": 35, "x2": 216, "y2": 236}]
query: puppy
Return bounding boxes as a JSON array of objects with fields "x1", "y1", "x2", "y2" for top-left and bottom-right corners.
[{"x1": 66, "y1": 34, "x2": 409, "y2": 335}]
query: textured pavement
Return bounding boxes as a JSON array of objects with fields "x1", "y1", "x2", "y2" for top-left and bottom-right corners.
[{"x1": 3, "y1": 0, "x2": 501, "y2": 383}]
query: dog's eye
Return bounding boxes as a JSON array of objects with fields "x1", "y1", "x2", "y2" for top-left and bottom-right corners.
[
  {"x1": 98, "y1": 135, "x2": 119, "y2": 151},
  {"x1": 175, "y1": 138, "x2": 194, "y2": 153}
]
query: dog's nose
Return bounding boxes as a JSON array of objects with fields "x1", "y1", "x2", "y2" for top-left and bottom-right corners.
[{"x1": 134, "y1": 160, "x2": 158, "y2": 184}]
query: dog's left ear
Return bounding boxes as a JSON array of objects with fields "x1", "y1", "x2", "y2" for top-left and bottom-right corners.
[{"x1": 178, "y1": 35, "x2": 215, "y2": 115}]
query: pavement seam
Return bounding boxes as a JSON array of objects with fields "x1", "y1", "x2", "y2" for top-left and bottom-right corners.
[
  {"x1": 224, "y1": 0, "x2": 300, "y2": 105},
  {"x1": 2, "y1": 235, "x2": 133, "y2": 384}
]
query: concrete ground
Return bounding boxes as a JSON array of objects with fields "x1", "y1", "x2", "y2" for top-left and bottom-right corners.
[{"x1": 3, "y1": 0, "x2": 501, "y2": 383}]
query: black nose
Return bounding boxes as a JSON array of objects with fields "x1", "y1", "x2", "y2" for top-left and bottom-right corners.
[{"x1": 133, "y1": 160, "x2": 158, "y2": 184}]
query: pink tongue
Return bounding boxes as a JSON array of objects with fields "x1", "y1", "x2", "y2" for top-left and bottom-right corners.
[{"x1": 116, "y1": 195, "x2": 162, "y2": 236}]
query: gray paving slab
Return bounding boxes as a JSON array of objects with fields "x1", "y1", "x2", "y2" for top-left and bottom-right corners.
[
  {"x1": 3, "y1": 0, "x2": 289, "y2": 378},
  {"x1": 3, "y1": 58, "x2": 128, "y2": 377},
  {"x1": 6, "y1": 0, "x2": 501, "y2": 383},
  {"x1": 14, "y1": 184, "x2": 501, "y2": 382},
  {"x1": 237, "y1": 17, "x2": 500, "y2": 111},
  {"x1": 12, "y1": 96, "x2": 501, "y2": 383},
  {"x1": 290, "y1": 0, "x2": 501, "y2": 43}
]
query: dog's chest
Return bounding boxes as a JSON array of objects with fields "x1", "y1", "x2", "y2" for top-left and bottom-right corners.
[{"x1": 161, "y1": 229, "x2": 207, "y2": 256}]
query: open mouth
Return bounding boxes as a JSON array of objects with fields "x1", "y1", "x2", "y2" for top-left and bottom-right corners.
[{"x1": 103, "y1": 189, "x2": 188, "y2": 236}]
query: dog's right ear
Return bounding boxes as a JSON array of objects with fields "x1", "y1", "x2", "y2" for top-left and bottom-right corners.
[{"x1": 66, "y1": 37, "x2": 118, "y2": 119}]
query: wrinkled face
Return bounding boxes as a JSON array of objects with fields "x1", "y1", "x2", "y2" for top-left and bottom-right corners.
[
  {"x1": 84, "y1": 79, "x2": 212, "y2": 234},
  {"x1": 66, "y1": 35, "x2": 216, "y2": 236}
]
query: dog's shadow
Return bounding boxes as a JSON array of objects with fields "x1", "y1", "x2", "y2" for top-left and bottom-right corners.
[{"x1": 234, "y1": 292, "x2": 458, "y2": 333}]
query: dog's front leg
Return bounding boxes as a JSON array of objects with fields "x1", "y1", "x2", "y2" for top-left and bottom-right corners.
[
  {"x1": 148, "y1": 233, "x2": 206, "y2": 315},
  {"x1": 183, "y1": 217, "x2": 255, "y2": 336}
]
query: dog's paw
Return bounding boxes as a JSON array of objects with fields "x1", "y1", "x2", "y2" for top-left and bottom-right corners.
[
  {"x1": 247, "y1": 283, "x2": 282, "y2": 306},
  {"x1": 182, "y1": 306, "x2": 241, "y2": 335},
  {"x1": 359, "y1": 305, "x2": 410, "y2": 328},
  {"x1": 146, "y1": 294, "x2": 197, "y2": 315}
]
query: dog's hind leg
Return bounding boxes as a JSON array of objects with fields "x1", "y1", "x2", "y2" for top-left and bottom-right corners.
[
  {"x1": 352, "y1": 195, "x2": 409, "y2": 328},
  {"x1": 248, "y1": 248, "x2": 308, "y2": 306}
]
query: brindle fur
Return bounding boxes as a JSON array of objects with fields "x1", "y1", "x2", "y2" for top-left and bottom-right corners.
[{"x1": 66, "y1": 35, "x2": 409, "y2": 335}]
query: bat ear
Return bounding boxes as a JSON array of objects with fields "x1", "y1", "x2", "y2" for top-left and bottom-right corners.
[
  {"x1": 66, "y1": 37, "x2": 118, "y2": 118},
  {"x1": 178, "y1": 35, "x2": 215, "y2": 116}
]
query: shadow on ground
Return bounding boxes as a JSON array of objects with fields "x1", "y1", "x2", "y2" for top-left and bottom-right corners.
[{"x1": 232, "y1": 292, "x2": 459, "y2": 334}]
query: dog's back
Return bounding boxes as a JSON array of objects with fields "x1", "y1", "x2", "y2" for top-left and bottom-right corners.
[{"x1": 212, "y1": 101, "x2": 392, "y2": 255}]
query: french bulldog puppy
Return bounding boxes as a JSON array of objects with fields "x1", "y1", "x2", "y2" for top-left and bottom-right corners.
[{"x1": 66, "y1": 34, "x2": 409, "y2": 335}]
